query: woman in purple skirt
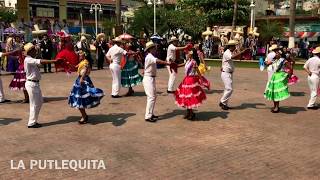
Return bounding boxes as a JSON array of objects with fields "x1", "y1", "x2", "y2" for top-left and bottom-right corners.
[{"x1": 5, "y1": 37, "x2": 19, "y2": 73}]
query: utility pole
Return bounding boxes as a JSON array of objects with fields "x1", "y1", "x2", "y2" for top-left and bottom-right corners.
[{"x1": 289, "y1": 0, "x2": 297, "y2": 48}]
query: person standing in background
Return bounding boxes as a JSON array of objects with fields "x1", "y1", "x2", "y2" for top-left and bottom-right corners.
[
  {"x1": 40, "y1": 34, "x2": 53, "y2": 73},
  {"x1": 94, "y1": 33, "x2": 109, "y2": 70}
]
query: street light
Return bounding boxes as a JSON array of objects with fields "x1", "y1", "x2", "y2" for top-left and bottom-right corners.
[
  {"x1": 147, "y1": 0, "x2": 163, "y2": 35},
  {"x1": 249, "y1": 0, "x2": 255, "y2": 32},
  {"x1": 90, "y1": 3, "x2": 103, "y2": 36}
]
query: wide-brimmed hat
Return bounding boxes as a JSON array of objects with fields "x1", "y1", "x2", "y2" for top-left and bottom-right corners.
[
  {"x1": 233, "y1": 27, "x2": 244, "y2": 34},
  {"x1": 168, "y1": 36, "x2": 178, "y2": 43},
  {"x1": 80, "y1": 36, "x2": 86, "y2": 41},
  {"x1": 112, "y1": 37, "x2": 123, "y2": 43},
  {"x1": 24, "y1": 43, "x2": 35, "y2": 54},
  {"x1": 96, "y1": 33, "x2": 105, "y2": 40},
  {"x1": 269, "y1": 44, "x2": 279, "y2": 51},
  {"x1": 312, "y1": 46, "x2": 320, "y2": 54},
  {"x1": 145, "y1": 41, "x2": 156, "y2": 52},
  {"x1": 226, "y1": 40, "x2": 238, "y2": 46}
]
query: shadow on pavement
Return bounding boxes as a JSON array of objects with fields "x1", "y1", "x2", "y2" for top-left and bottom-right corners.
[
  {"x1": 0, "y1": 118, "x2": 21, "y2": 125},
  {"x1": 206, "y1": 89, "x2": 224, "y2": 94},
  {"x1": 195, "y1": 111, "x2": 229, "y2": 121},
  {"x1": 43, "y1": 97, "x2": 68, "y2": 103},
  {"x1": 232, "y1": 103, "x2": 266, "y2": 110},
  {"x1": 280, "y1": 106, "x2": 306, "y2": 114},
  {"x1": 158, "y1": 110, "x2": 229, "y2": 121},
  {"x1": 42, "y1": 113, "x2": 136, "y2": 127},
  {"x1": 290, "y1": 92, "x2": 306, "y2": 97}
]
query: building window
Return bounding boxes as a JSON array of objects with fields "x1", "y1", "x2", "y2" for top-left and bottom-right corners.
[{"x1": 36, "y1": 7, "x2": 54, "y2": 17}]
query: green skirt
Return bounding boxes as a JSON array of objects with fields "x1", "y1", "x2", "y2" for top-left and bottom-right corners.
[
  {"x1": 121, "y1": 60, "x2": 143, "y2": 88},
  {"x1": 264, "y1": 71, "x2": 290, "y2": 101}
]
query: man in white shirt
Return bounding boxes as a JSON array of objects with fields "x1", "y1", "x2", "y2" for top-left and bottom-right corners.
[
  {"x1": 265, "y1": 44, "x2": 280, "y2": 81},
  {"x1": 143, "y1": 41, "x2": 172, "y2": 123},
  {"x1": 106, "y1": 37, "x2": 127, "y2": 98},
  {"x1": 166, "y1": 36, "x2": 187, "y2": 93},
  {"x1": 304, "y1": 46, "x2": 320, "y2": 110},
  {"x1": 0, "y1": 51, "x2": 19, "y2": 103},
  {"x1": 23, "y1": 43, "x2": 58, "y2": 128},
  {"x1": 219, "y1": 40, "x2": 248, "y2": 110}
]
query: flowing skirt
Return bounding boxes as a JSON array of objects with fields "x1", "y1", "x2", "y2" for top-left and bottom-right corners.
[
  {"x1": 175, "y1": 76, "x2": 209, "y2": 109},
  {"x1": 68, "y1": 76, "x2": 104, "y2": 109},
  {"x1": 121, "y1": 60, "x2": 143, "y2": 88},
  {"x1": 264, "y1": 71, "x2": 290, "y2": 101},
  {"x1": 9, "y1": 64, "x2": 26, "y2": 90},
  {"x1": 288, "y1": 74, "x2": 299, "y2": 85}
]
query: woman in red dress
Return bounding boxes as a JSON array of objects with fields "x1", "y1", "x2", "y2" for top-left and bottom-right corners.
[{"x1": 174, "y1": 51, "x2": 210, "y2": 120}]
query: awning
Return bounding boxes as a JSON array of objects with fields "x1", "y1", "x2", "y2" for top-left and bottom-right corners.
[{"x1": 283, "y1": 32, "x2": 320, "y2": 38}]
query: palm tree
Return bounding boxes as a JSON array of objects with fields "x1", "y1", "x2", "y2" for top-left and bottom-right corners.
[
  {"x1": 289, "y1": 0, "x2": 297, "y2": 48},
  {"x1": 231, "y1": 0, "x2": 238, "y2": 39}
]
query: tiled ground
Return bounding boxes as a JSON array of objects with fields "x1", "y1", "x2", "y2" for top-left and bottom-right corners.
[{"x1": 0, "y1": 66, "x2": 319, "y2": 179}]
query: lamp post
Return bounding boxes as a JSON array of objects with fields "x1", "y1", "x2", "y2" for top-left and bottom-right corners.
[
  {"x1": 147, "y1": 0, "x2": 163, "y2": 35},
  {"x1": 250, "y1": 0, "x2": 255, "y2": 32},
  {"x1": 90, "y1": 3, "x2": 103, "y2": 36}
]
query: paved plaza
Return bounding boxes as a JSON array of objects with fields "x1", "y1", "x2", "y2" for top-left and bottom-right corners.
[{"x1": 0, "y1": 67, "x2": 319, "y2": 179}]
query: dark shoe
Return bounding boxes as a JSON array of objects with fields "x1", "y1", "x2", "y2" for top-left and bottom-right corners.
[
  {"x1": 21, "y1": 99, "x2": 29, "y2": 104},
  {"x1": 125, "y1": 90, "x2": 134, "y2": 97},
  {"x1": 111, "y1": 95, "x2": 122, "y2": 98},
  {"x1": 0, "y1": 99, "x2": 11, "y2": 103},
  {"x1": 219, "y1": 102, "x2": 224, "y2": 107},
  {"x1": 220, "y1": 104, "x2": 229, "y2": 110},
  {"x1": 187, "y1": 113, "x2": 196, "y2": 121},
  {"x1": 79, "y1": 116, "x2": 88, "y2": 124},
  {"x1": 184, "y1": 112, "x2": 190, "y2": 119},
  {"x1": 28, "y1": 123, "x2": 42, "y2": 128},
  {"x1": 271, "y1": 108, "x2": 280, "y2": 113},
  {"x1": 307, "y1": 106, "x2": 318, "y2": 110},
  {"x1": 145, "y1": 118, "x2": 157, "y2": 123},
  {"x1": 152, "y1": 115, "x2": 159, "y2": 119},
  {"x1": 167, "y1": 90, "x2": 175, "y2": 94}
]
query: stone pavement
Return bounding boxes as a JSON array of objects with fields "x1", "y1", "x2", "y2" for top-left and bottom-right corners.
[{"x1": 0, "y1": 67, "x2": 319, "y2": 179}]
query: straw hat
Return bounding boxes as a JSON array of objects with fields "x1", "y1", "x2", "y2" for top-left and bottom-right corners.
[
  {"x1": 145, "y1": 41, "x2": 156, "y2": 52},
  {"x1": 32, "y1": 24, "x2": 47, "y2": 35},
  {"x1": 96, "y1": 33, "x2": 105, "y2": 40},
  {"x1": 269, "y1": 44, "x2": 279, "y2": 51},
  {"x1": 312, "y1": 46, "x2": 320, "y2": 54},
  {"x1": 233, "y1": 27, "x2": 244, "y2": 34},
  {"x1": 168, "y1": 36, "x2": 179, "y2": 43},
  {"x1": 226, "y1": 40, "x2": 238, "y2": 46},
  {"x1": 202, "y1": 27, "x2": 213, "y2": 36},
  {"x1": 24, "y1": 43, "x2": 35, "y2": 54},
  {"x1": 112, "y1": 37, "x2": 123, "y2": 43}
]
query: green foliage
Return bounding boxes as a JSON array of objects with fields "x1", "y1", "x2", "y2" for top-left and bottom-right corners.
[
  {"x1": 178, "y1": 0, "x2": 250, "y2": 25},
  {"x1": 102, "y1": 18, "x2": 116, "y2": 37},
  {"x1": 257, "y1": 20, "x2": 284, "y2": 44},
  {"x1": 0, "y1": 7, "x2": 17, "y2": 23}
]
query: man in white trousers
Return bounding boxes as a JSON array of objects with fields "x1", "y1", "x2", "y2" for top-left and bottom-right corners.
[
  {"x1": 166, "y1": 36, "x2": 187, "y2": 93},
  {"x1": 0, "y1": 50, "x2": 19, "y2": 103},
  {"x1": 219, "y1": 40, "x2": 248, "y2": 110},
  {"x1": 24, "y1": 43, "x2": 58, "y2": 128},
  {"x1": 106, "y1": 37, "x2": 126, "y2": 98},
  {"x1": 304, "y1": 46, "x2": 320, "y2": 110},
  {"x1": 143, "y1": 41, "x2": 172, "y2": 123},
  {"x1": 265, "y1": 44, "x2": 280, "y2": 81}
]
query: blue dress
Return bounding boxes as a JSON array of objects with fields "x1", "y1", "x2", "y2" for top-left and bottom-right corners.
[{"x1": 68, "y1": 76, "x2": 104, "y2": 109}]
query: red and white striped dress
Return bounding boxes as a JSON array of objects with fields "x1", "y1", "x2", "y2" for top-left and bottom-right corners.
[{"x1": 174, "y1": 59, "x2": 210, "y2": 109}]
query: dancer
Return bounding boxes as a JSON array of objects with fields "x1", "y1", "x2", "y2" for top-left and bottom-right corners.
[
  {"x1": 24, "y1": 43, "x2": 59, "y2": 128},
  {"x1": 284, "y1": 49, "x2": 299, "y2": 85},
  {"x1": 5, "y1": 37, "x2": 19, "y2": 73},
  {"x1": 303, "y1": 46, "x2": 320, "y2": 110},
  {"x1": 175, "y1": 51, "x2": 210, "y2": 120},
  {"x1": 106, "y1": 37, "x2": 126, "y2": 98},
  {"x1": 68, "y1": 51, "x2": 104, "y2": 124},
  {"x1": 265, "y1": 44, "x2": 280, "y2": 81},
  {"x1": 166, "y1": 36, "x2": 188, "y2": 93},
  {"x1": 219, "y1": 40, "x2": 248, "y2": 110},
  {"x1": 195, "y1": 44, "x2": 210, "y2": 75},
  {"x1": 0, "y1": 50, "x2": 19, "y2": 103},
  {"x1": 9, "y1": 48, "x2": 29, "y2": 103},
  {"x1": 121, "y1": 44, "x2": 143, "y2": 96},
  {"x1": 143, "y1": 41, "x2": 173, "y2": 123},
  {"x1": 264, "y1": 50, "x2": 291, "y2": 113}
]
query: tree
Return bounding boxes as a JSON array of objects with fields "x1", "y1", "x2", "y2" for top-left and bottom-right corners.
[
  {"x1": 288, "y1": 0, "x2": 297, "y2": 48},
  {"x1": 231, "y1": 0, "x2": 238, "y2": 39},
  {"x1": 0, "y1": 7, "x2": 17, "y2": 23},
  {"x1": 257, "y1": 20, "x2": 284, "y2": 45},
  {"x1": 102, "y1": 18, "x2": 116, "y2": 38}
]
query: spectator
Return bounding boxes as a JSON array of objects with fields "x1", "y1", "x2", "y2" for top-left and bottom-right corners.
[{"x1": 53, "y1": 20, "x2": 61, "y2": 33}]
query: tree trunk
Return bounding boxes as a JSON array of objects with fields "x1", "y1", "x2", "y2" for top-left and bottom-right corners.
[
  {"x1": 231, "y1": 0, "x2": 238, "y2": 40},
  {"x1": 289, "y1": 0, "x2": 297, "y2": 48}
]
